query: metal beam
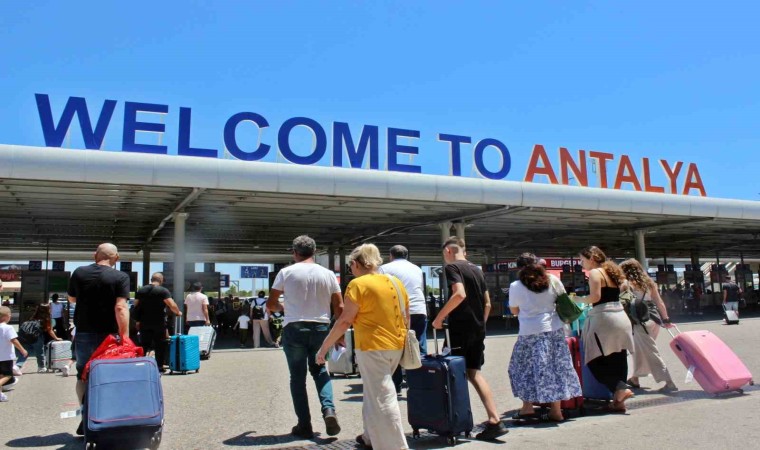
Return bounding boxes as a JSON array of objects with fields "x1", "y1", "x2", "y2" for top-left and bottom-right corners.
[{"x1": 143, "y1": 188, "x2": 205, "y2": 249}]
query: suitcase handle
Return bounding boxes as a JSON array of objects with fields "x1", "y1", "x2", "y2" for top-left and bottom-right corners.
[
  {"x1": 431, "y1": 323, "x2": 450, "y2": 356},
  {"x1": 665, "y1": 324, "x2": 681, "y2": 339},
  {"x1": 175, "y1": 315, "x2": 183, "y2": 336}
]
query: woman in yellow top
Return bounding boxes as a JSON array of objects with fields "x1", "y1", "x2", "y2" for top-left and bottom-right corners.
[{"x1": 316, "y1": 243, "x2": 410, "y2": 450}]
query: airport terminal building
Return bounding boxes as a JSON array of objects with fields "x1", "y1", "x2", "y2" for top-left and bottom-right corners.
[{"x1": 2, "y1": 94, "x2": 760, "y2": 315}]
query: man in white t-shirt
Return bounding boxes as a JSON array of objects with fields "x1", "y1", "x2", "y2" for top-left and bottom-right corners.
[
  {"x1": 267, "y1": 235, "x2": 344, "y2": 439},
  {"x1": 184, "y1": 282, "x2": 210, "y2": 332},
  {"x1": 379, "y1": 245, "x2": 428, "y2": 395},
  {"x1": 250, "y1": 291, "x2": 275, "y2": 348}
]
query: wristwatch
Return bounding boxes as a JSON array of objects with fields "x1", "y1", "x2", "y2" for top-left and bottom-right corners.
[{"x1": 662, "y1": 318, "x2": 671, "y2": 324}]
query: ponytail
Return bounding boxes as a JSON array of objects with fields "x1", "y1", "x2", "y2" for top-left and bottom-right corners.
[{"x1": 601, "y1": 260, "x2": 626, "y2": 287}]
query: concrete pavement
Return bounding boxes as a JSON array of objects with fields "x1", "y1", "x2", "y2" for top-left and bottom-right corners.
[{"x1": 1, "y1": 314, "x2": 759, "y2": 449}]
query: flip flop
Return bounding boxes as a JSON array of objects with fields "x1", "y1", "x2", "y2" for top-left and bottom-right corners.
[
  {"x1": 608, "y1": 403, "x2": 627, "y2": 414},
  {"x1": 615, "y1": 389, "x2": 635, "y2": 403},
  {"x1": 539, "y1": 413, "x2": 565, "y2": 423},
  {"x1": 511, "y1": 412, "x2": 538, "y2": 420}
]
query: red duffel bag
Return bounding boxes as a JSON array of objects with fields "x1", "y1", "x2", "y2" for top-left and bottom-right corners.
[{"x1": 82, "y1": 334, "x2": 144, "y2": 381}]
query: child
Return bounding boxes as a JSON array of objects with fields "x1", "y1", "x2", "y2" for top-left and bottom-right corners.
[
  {"x1": 232, "y1": 310, "x2": 251, "y2": 348},
  {"x1": 1, "y1": 306, "x2": 28, "y2": 402},
  {"x1": 269, "y1": 311, "x2": 284, "y2": 348}
]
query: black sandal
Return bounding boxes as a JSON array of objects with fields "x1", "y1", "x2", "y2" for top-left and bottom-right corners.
[
  {"x1": 626, "y1": 378, "x2": 641, "y2": 389},
  {"x1": 539, "y1": 413, "x2": 565, "y2": 423},
  {"x1": 511, "y1": 412, "x2": 538, "y2": 420}
]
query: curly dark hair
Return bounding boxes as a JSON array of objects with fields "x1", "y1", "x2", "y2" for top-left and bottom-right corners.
[
  {"x1": 517, "y1": 253, "x2": 550, "y2": 293},
  {"x1": 579, "y1": 246, "x2": 626, "y2": 287}
]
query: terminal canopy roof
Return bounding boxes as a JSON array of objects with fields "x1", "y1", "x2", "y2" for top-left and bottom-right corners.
[{"x1": 1, "y1": 145, "x2": 760, "y2": 265}]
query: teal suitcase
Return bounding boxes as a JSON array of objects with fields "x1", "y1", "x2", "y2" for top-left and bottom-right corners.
[{"x1": 169, "y1": 334, "x2": 200, "y2": 375}]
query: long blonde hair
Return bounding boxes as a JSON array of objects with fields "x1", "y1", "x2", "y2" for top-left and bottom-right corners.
[{"x1": 619, "y1": 259, "x2": 657, "y2": 293}]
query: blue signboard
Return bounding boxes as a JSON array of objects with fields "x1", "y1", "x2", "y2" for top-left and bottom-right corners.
[
  {"x1": 28, "y1": 261, "x2": 43, "y2": 271},
  {"x1": 52, "y1": 261, "x2": 66, "y2": 271},
  {"x1": 241, "y1": 266, "x2": 268, "y2": 279},
  {"x1": 220, "y1": 274, "x2": 230, "y2": 288}
]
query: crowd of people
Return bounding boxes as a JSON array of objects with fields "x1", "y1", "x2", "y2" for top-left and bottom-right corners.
[{"x1": 0, "y1": 238, "x2": 713, "y2": 449}]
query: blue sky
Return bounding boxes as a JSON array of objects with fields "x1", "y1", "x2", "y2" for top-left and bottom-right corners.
[
  {"x1": 1, "y1": 1, "x2": 759, "y2": 199},
  {"x1": 1, "y1": 2, "x2": 759, "y2": 283}
]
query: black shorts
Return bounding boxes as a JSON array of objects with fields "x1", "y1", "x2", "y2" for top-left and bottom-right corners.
[
  {"x1": 0, "y1": 360, "x2": 13, "y2": 377},
  {"x1": 448, "y1": 326, "x2": 486, "y2": 371}
]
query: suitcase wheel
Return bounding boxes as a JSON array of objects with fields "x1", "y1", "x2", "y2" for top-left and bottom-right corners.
[
  {"x1": 412, "y1": 429, "x2": 420, "y2": 439},
  {"x1": 150, "y1": 431, "x2": 162, "y2": 450},
  {"x1": 750, "y1": 380, "x2": 755, "y2": 386},
  {"x1": 446, "y1": 435, "x2": 458, "y2": 445}
]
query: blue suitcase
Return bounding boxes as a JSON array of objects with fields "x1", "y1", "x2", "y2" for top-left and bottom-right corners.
[
  {"x1": 579, "y1": 337, "x2": 614, "y2": 401},
  {"x1": 85, "y1": 357, "x2": 163, "y2": 449},
  {"x1": 406, "y1": 328, "x2": 473, "y2": 446},
  {"x1": 169, "y1": 334, "x2": 200, "y2": 374}
]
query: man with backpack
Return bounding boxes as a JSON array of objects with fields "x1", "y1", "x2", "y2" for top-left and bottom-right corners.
[
  {"x1": 251, "y1": 291, "x2": 275, "y2": 348},
  {"x1": 133, "y1": 272, "x2": 182, "y2": 372}
]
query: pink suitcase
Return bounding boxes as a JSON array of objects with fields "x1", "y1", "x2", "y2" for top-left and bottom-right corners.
[{"x1": 668, "y1": 326, "x2": 753, "y2": 395}]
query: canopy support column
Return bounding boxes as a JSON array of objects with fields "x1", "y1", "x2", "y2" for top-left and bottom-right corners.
[
  {"x1": 339, "y1": 248, "x2": 347, "y2": 294},
  {"x1": 173, "y1": 212, "x2": 188, "y2": 334},
  {"x1": 142, "y1": 246, "x2": 151, "y2": 286},
  {"x1": 633, "y1": 229, "x2": 648, "y2": 271},
  {"x1": 454, "y1": 221, "x2": 466, "y2": 241},
  {"x1": 328, "y1": 247, "x2": 335, "y2": 273}
]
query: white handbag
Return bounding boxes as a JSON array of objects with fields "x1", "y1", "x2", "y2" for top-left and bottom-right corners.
[{"x1": 386, "y1": 275, "x2": 422, "y2": 370}]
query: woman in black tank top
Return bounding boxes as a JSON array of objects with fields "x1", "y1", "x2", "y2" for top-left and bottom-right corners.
[
  {"x1": 596, "y1": 269, "x2": 621, "y2": 305},
  {"x1": 576, "y1": 246, "x2": 635, "y2": 412}
]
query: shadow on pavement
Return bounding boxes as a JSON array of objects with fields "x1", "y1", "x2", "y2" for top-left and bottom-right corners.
[
  {"x1": 5, "y1": 433, "x2": 79, "y2": 449},
  {"x1": 223, "y1": 431, "x2": 338, "y2": 447}
]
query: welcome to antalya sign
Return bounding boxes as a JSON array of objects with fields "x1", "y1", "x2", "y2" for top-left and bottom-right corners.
[{"x1": 34, "y1": 94, "x2": 707, "y2": 196}]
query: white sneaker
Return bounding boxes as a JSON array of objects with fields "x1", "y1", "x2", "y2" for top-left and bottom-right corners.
[
  {"x1": 12, "y1": 365, "x2": 22, "y2": 377},
  {"x1": 61, "y1": 366, "x2": 70, "y2": 377},
  {"x1": 2, "y1": 378, "x2": 18, "y2": 392},
  {"x1": 37, "y1": 368, "x2": 48, "y2": 373},
  {"x1": 0, "y1": 393, "x2": 8, "y2": 402}
]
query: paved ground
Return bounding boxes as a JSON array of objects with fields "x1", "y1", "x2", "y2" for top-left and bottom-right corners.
[{"x1": 2, "y1": 313, "x2": 759, "y2": 450}]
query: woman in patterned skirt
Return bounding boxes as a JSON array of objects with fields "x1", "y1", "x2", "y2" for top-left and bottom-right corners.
[{"x1": 508, "y1": 253, "x2": 582, "y2": 422}]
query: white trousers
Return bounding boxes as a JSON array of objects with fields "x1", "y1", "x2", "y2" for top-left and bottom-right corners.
[
  {"x1": 253, "y1": 319, "x2": 273, "y2": 348},
  {"x1": 355, "y1": 349, "x2": 408, "y2": 450},
  {"x1": 632, "y1": 321, "x2": 674, "y2": 383}
]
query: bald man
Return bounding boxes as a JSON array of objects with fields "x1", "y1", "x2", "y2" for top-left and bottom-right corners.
[{"x1": 67, "y1": 243, "x2": 131, "y2": 436}]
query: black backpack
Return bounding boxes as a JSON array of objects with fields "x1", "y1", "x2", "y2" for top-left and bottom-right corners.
[
  {"x1": 625, "y1": 289, "x2": 650, "y2": 325},
  {"x1": 251, "y1": 299, "x2": 265, "y2": 320},
  {"x1": 18, "y1": 320, "x2": 42, "y2": 343}
]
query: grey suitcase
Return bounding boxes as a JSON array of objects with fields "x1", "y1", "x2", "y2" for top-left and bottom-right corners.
[
  {"x1": 46, "y1": 340, "x2": 72, "y2": 371},
  {"x1": 327, "y1": 328, "x2": 359, "y2": 377},
  {"x1": 723, "y1": 302, "x2": 740, "y2": 325},
  {"x1": 188, "y1": 325, "x2": 216, "y2": 359}
]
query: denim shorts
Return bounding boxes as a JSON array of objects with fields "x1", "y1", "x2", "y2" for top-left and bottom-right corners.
[{"x1": 74, "y1": 333, "x2": 109, "y2": 380}]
